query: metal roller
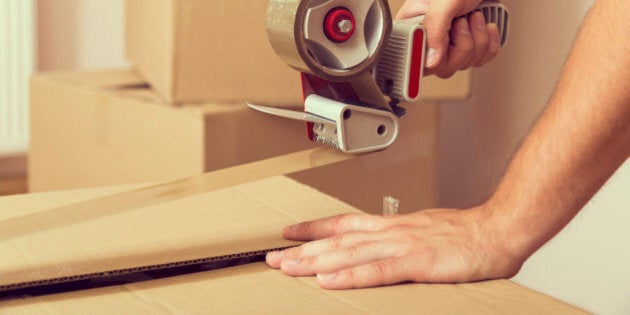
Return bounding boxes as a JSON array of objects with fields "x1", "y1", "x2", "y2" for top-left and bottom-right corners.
[{"x1": 267, "y1": 0, "x2": 392, "y2": 82}]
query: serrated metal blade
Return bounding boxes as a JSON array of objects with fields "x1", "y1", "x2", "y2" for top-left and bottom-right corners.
[{"x1": 247, "y1": 103, "x2": 336, "y2": 126}]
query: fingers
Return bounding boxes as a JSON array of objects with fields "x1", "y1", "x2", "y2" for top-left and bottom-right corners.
[
  {"x1": 431, "y1": 17, "x2": 474, "y2": 78},
  {"x1": 474, "y1": 23, "x2": 501, "y2": 66},
  {"x1": 268, "y1": 235, "x2": 415, "y2": 289},
  {"x1": 419, "y1": 0, "x2": 484, "y2": 69},
  {"x1": 468, "y1": 11, "x2": 490, "y2": 67},
  {"x1": 281, "y1": 213, "x2": 387, "y2": 241},
  {"x1": 430, "y1": 11, "x2": 503, "y2": 78},
  {"x1": 316, "y1": 258, "x2": 411, "y2": 289},
  {"x1": 422, "y1": 7, "x2": 456, "y2": 69},
  {"x1": 279, "y1": 241, "x2": 404, "y2": 276},
  {"x1": 266, "y1": 231, "x2": 387, "y2": 268}
]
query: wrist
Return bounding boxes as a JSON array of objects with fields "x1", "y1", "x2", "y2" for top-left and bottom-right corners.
[{"x1": 470, "y1": 203, "x2": 533, "y2": 278}]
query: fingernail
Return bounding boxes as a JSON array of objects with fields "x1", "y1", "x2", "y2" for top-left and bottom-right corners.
[
  {"x1": 317, "y1": 273, "x2": 338, "y2": 282},
  {"x1": 266, "y1": 251, "x2": 284, "y2": 260},
  {"x1": 426, "y1": 48, "x2": 438, "y2": 68},
  {"x1": 487, "y1": 23, "x2": 500, "y2": 41},
  {"x1": 281, "y1": 259, "x2": 301, "y2": 268}
]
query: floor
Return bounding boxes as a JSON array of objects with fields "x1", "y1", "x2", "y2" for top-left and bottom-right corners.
[
  {"x1": 0, "y1": 153, "x2": 28, "y2": 196},
  {"x1": 0, "y1": 177, "x2": 27, "y2": 196}
]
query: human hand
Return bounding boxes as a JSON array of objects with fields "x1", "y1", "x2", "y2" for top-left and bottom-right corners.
[
  {"x1": 266, "y1": 207, "x2": 523, "y2": 289},
  {"x1": 397, "y1": 0, "x2": 503, "y2": 78}
]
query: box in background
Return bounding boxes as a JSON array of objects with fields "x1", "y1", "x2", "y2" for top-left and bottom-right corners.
[
  {"x1": 30, "y1": 70, "x2": 440, "y2": 213},
  {"x1": 125, "y1": 0, "x2": 471, "y2": 104},
  {"x1": 28, "y1": 70, "x2": 311, "y2": 192}
]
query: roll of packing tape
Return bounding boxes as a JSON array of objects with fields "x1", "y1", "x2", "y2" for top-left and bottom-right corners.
[{"x1": 267, "y1": 0, "x2": 392, "y2": 82}]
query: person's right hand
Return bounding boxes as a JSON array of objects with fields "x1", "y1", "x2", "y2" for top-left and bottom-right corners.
[{"x1": 396, "y1": 0, "x2": 503, "y2": 78}]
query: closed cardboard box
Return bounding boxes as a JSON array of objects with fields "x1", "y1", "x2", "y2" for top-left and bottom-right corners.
[
  {"x1": 125, "y1": 0, "x2": 471, "y2": 104},
  {"x1": 30, "y1": 70, "x2": 441, "y2": 212},
  {"x1": 0, "y1": 156, "x2": 584, "y2": 313},
  {"x1": 28, "y1": 70, "x2": 311, "y2": 192}
]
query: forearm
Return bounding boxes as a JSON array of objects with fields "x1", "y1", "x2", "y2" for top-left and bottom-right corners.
[
  {"x1": 266, "y1": 0, "x2": 629, "y2": 288},
  {"x1": 486, "y1": 0, "x2": 630, "y2": 261}
]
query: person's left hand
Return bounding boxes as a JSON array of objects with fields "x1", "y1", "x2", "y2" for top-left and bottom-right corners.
[{"x1": 266, "y1": 207, "x2": 522, "y2": 289}]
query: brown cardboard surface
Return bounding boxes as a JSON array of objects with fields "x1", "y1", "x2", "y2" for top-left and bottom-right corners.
[
  {"x1": 29, "y1": 70, "x2": 312, "y2": 192},
  {"x1": 0, "y1": 176, "x2": 358, "y2": 287},
  {"x1": 0, "y1": 176, "x2": 584, "y2": 314},
  {"x1": 125, "y1": 0, "x2": 471, "y2": 104}
]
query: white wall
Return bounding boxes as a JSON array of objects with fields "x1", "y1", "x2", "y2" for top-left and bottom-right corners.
[
  {"x1": 36, "y1": 0, "x2": 629, "y2": 313},
  {"x1": 514, "y1": 161, "x2": 630, "y2": 314},
  {"x1": 438, "y1": 0, "x2": 594, "y2": 208},
  {"x1": 438, "y1": 0, "x2": 629, "y2": 314}
]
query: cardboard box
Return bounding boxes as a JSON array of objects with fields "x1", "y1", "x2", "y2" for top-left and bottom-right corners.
[
  {"x1": 125, "y1": 0, "x2": 471, "y2": 104},
  {"x1": 0, "y1": 154, "x2": 584, "y2": 314},
  {"x1": 30, "y1": 70, "x2": 441, "y2": 214},
  {"x1": 28, "y1": 70, "x2": 312, "y2": 192}
]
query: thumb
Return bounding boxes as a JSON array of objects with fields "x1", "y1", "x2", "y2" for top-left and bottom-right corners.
[{"x1": 422, "y1": 4, "x2": 457, "y2": 69}]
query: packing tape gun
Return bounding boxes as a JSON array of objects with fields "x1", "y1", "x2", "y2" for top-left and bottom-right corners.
[{"x1": 249, "y1": 0, "x2": 509, "y2": 154}]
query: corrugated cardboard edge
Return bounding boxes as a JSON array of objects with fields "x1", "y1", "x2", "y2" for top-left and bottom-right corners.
[
  {"x1": 2, "y1": 148, "x2": 352, "y2": 290},
  {"x1": 0, "y1": 247, "x2": 293, "y2": 292}
]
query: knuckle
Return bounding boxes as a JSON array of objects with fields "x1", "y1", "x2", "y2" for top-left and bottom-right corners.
[
  {"x1": 473, "y1": 31, "x2": 490, "y2": 45},
  {"x1": 437, "y1": 69, "x2": 457, "y2": 79},
  {"x1": 363, "y1": 214, "x2": 385, "y2": 231},
  {"x1": 473, "y1": 45, "x2": 489, "y2": 61},
  {"x1": 330, "y1": 213, "x2": 381, "y2": 232},
  {"x1": 330, "y1": 214, "x2": 351, "y2": 230},
  {"x1": 341, "y1": 268, "x2": 357, "y2": 287},
  {"x1": 486, "y1": 43, "x2": 500, "y2": 57},
  {"x1": 397, "y1": 231, "x2": 419, "y2": 245},
  {"x1": 459, "y1": 61, "x2": 473, "y2": 71},
  {"x1": 285, "y1": 244, "x2": 305, "y2": 258},
  {"x1": 462, "y1": 44, "x2": 475, "y2": 55},
  {"x1": 294, "y1": 221, "x2": 312, "y2": 235},
  {"x1": 344, "y1": 245, "x2": 361, "y2": 261},
  {"x1": 370, "y1": 260, "x2": 392, "y2": 280},
  {"x1": 301, "y1": 255, "x2": 317, "y2": 268},
  {"x1": 328, "y1": 234, "x2": 346, "y2": 250},
  {"x1": 456, "y1": 39, "x2": 474, "y2": 54}
]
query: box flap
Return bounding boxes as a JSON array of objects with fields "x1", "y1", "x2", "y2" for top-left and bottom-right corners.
[{"x1": 1, "y1": 148, "x2": 351, "y2": 289}]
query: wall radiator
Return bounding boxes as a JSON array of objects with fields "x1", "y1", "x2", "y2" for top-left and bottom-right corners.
[{"x1": 0, "y1": 0, "x2": 35, "y2": 155}]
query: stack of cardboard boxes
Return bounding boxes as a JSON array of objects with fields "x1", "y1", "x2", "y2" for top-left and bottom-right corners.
[{"x1": 29, "y1": 0, "x2": 471, "y2": 214}]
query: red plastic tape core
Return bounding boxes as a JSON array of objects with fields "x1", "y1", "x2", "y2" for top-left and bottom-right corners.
[{"x1": 323, "y1": 7, "x2": 355, "y2": 43}]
